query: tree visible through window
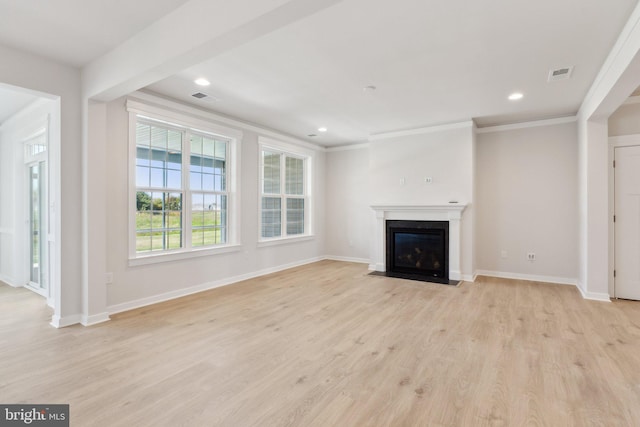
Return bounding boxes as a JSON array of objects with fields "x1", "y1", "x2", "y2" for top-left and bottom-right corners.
[{"x1": 134, "y1": 119, "x2": 229, "y2": 254}]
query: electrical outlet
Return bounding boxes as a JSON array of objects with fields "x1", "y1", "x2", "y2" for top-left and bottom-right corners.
[
  {"x1": 400, "y1": 177, "x2": 406, "y2": 185},
  {"x1": 527, "y1": 253, "x2": 536, "y2": 261},
  {"x1": 105, "y1": 272, "x2": 114, "y2": 284},
  {"x1": 424, "y1": 177, "x2": 433, "y2": 184}
]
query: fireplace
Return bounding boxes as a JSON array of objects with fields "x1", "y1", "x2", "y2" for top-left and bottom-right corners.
[
  {"x1": 386, "y1": 220, "x2": 449, "y2": 284},
  {"x1": 370, "y1": 204, "x2": 467, "y2": 282}
]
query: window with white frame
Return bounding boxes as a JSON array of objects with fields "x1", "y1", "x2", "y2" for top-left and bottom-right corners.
[
  {"x1": 259, "y1": 140, "x2": 311, "y2": 240},
  {"x1": 128, "y1": 100, "x2": 239, "y2": 260}
]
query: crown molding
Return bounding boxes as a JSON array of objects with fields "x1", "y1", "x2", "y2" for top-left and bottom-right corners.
[
  {"x1": 326, "y1": 142, "x2": 370, "y2": 152},
  {"x1": 129, "y1": 90, "x2": 325, "y2": 152},
  {"x1": 623, "y1": 95, "x2": 640, "y2": 105},
  {"x1": 475, "y1": 116, "x2": 577, "y2": 134},
  {"x1": 368, "y1": 121, "x2": 474, "y2": 141}
]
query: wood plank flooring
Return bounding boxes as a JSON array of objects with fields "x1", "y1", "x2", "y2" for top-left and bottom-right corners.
[{"x1": 1, "y1": 261, "x2": 640, "y2": 426}]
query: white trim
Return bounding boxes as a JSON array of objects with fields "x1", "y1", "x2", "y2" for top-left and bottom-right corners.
[
  {"x1": 258, "y1": 137, "x2": 314, "y2": 242},
  {"x1": 127, "y1": 102, "x2": 241, "y2": 263},
  {"x1": 81, "y1": 312, "x2": 111, "y2": 326},
  {"x1": 623, "y1": 95, "x2": 640, "y2": 105},
  {"x1": 368, "y1": 263, "x2": 377, "y2": 271},
  {"x1": 576, "y1": 281, "x2": 612, "y2": 302},
  {"x1": 368, "y1": 121, "x2": 473, "y2": 141},
  {"x1": 130, "y1": 91, "x2": 324, "y2": 152},
  {"x1": 0, "y1": 273, "x2": 21, "y2": 287},
  {"x1": 50, "y1": 314, "x2": 82, "y2": 328},
  {"x1": 324, "y1": 255, "x2": 370, "y2": 264},
  {"x1": 129, "y1": 244, "x2": 243, "y2": 267},
  {"x1": 578, "y1": 0, "x2": 640, "y2": 121},
  {"x1": 257, "y1": 235, "x2": 315, "y2": 248},
  {"x1": 475, "y1": 270, "x2": 577, "y2": 286},
  {"x1": 326, "y1": 142, "x2": 370, "y2": 152},
  {"x1": 370, "y1": 204, "x2": 467, "y2": 217},
  {"x1": 0, "y1": 98, "x2": 54, "y2": 129},
  {"x1": 108, "y1": 256, "x2": 325, "y2": 315},
  {"x1": 608, "y1": 134, "x2": 640, "y2": 147},
  {"x1": 461, "y1": 273, "x2": 476, "y2": 282},
  {"x1": 370, "y1": 205, "x2": 467, "y2": 281},
  {"x1": 126, "y1": 98, "x2": 244, "y2": 140},
  {"x1": 476, "y1": 116, "x2": 577, "y2": 134}
]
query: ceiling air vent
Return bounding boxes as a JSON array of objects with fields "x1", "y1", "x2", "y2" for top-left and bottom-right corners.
[
  {"x1": 192, "y1": 92, "x2": 208, "y2": 99},
  {"x1": 548, "y1": 66, "x2": 573, "y2": 82}
]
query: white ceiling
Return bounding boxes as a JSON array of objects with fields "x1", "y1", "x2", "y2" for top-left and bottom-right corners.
[
  {"x1": 0, "y1": 0, "x2": 191, "y2": 66},
  {"x1": 146, "y1": 0, "x2": 638, "y2": 145},
  {"x1": 0, "y1": 86, "x2": 39, "y2": 124},
  {"x1": 0, "y1": 0, "x2": 637, "y2": 145}
]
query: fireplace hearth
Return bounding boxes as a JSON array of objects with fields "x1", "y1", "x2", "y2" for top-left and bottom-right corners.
[{"x1": 385, "y1": 220, "x2": 450, "y2": 284}]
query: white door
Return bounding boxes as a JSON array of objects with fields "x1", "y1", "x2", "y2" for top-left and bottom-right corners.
[{"x1": 614, "y1": 145, "x2": 640, "y2": 300}]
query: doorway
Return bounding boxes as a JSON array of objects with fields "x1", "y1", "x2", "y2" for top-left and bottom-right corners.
[
  {"x1": 25, "y1": 130, "x2": 48, "y2": 297},
  {"x1": 0, "y1": 83, "x2": 60, "y2": 320},
  {"x1": 613, "y1": 144, "x2": 640, "y2": 300}
]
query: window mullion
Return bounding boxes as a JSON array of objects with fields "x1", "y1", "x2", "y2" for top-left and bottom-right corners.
[
  {"x1": 281, "y1": 154, "x2": 287, "y2": 237},
  {"x1": 183, "y1": 130, "x2": 192, "y2": 250}
]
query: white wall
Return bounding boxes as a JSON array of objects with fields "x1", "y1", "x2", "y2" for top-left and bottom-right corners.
[
  {"x1": 325, "y1": 146, "x2": 370, "y2": 262},
  {"x1": 0, "y1": 121, "x2": 17, "y2": 284},
  {"x1": 103, "y1": 95, "x2": 326, "y2": 310},
  {"x1": 476, "y1": 122, "x2": 579, "y2": 283},
  {"x1": 0, "y1": 99, "x2": 58, "y2": 287},
  {"x1": 609, "y1": 102, "x2": 640, "y2": 136},
  {"x1": 0, "y1": 44, "x2": 82, "y2": 325},
  {"x1": 368, "y1": 124, "x2": 475, "y2": 278}
]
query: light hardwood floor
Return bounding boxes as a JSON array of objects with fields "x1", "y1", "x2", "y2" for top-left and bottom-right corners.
[{"x1": 1, "y1": 261, "x2": 640, "y2": 426}]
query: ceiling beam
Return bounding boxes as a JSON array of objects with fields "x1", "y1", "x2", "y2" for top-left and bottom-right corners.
[
  {"x1": 82, "y1": 0, "x2": 343, "y2": 101},
  {"x1": 579, "y1": 0, "x2": 640, "y2": 121}
]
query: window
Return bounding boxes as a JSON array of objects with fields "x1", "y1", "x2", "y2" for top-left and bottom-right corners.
[
  {"x1": 259, "y1": 139, "x2": 311, "y2": 241},
  {"x1": 128, "y1": 99, "x2": 240, "y2": 262}
]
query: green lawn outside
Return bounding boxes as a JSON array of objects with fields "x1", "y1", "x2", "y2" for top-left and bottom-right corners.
[{"x1": 136, "y1": 211, "x2": 224, "y2": 252}]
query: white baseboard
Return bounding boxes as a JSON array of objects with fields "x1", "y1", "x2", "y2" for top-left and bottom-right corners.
[
  {"x1": 81, "y1": 312, "x2": 111, "y2": 326},
  {"x1": 0, "y1": 273, "x2": 21, "y2": 288},
  {"x1": 461, "y1": 273, "x2": 476, "y2": 282},
  {"x1": 108, "y1": 256, "x2": 325, "y2": 315},
  {"x1": 368, "y1": 264, "x2": 377, "y2": 271},
  {"x1": 576, "y1": 281, "x2": 611, "y2": 302},
  {"x1": 324, "y1": 255, "x2": 370, "y2": 264},
  {"x1": 50, "y1": 314, "x2": 82, "y2": 328},
  {"x1": 475, "y1": 270, "x2": 578, "y2": 286}
]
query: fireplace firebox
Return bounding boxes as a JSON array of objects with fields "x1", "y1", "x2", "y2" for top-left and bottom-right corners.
[{"x1": 385, "y1": 220, "x2": 449, "y2": 284}]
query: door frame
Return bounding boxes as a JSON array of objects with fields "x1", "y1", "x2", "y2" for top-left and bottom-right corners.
[
  {"x1": 608, "y1": 134, "x2": 640, "y2": 298},
  {"x1": 0, "y1": 85, "x2": 60, "y2": 319}
]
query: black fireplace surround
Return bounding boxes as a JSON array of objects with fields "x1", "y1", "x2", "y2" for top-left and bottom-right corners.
[{"x1": 386, "y1": 220, "x2": 449, "y2": 284}]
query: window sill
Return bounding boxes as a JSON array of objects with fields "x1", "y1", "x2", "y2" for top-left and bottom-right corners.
[
  {"x1": 257, "y1": 235, "x2": 314, "y2": 248},
  {"x1": 128, "y1": 244, "x2": 242, "y2": 267}
]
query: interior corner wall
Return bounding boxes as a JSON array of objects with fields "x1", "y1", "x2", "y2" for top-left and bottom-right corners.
[
  {"x1": 368, "y1": 126, "x2": 475, "y2": 278},
  {"x1": 0, "y1": 122, "x2": 17, "y2": 285},
  {"x1": 476, "y1": 123, "x2": 579, "y2": 283},
  {"x1": 104, "y1": 95, "x2": 326, "y2": 310},
  {"x1": 0, "y1": 99, "x2": 59, "y2": 287},
  {"x1": 325, "y1": 147, "x2": 371, "y2": 262},
  {"x1": 578, "y1": 118, "x2": 610, "y2": 299},
  {"x1": 609, "y1": 102, "x2": 640, "y2": 136},
  {"x1": 0, "y1": 44, "x2": 82, "y2": 323}
]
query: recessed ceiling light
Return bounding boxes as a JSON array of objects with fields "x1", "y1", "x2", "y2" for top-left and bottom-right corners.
[
  {"x1": 363, "y1": 85, "x2": 377, "y2": 92},
  {"x1": 318, "y1": 127, "x2": 328, "y2": 132},
  {"x1": 194, "y1": 78, "x2": 210, "y2": 86},
  {"x1": 508, "y1": 92, "x2": 524, "y2": 101}
]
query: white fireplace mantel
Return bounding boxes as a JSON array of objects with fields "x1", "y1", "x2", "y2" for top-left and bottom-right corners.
[{"x1": 370, "y1": 204, "x2": 467, "y2": 281}]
